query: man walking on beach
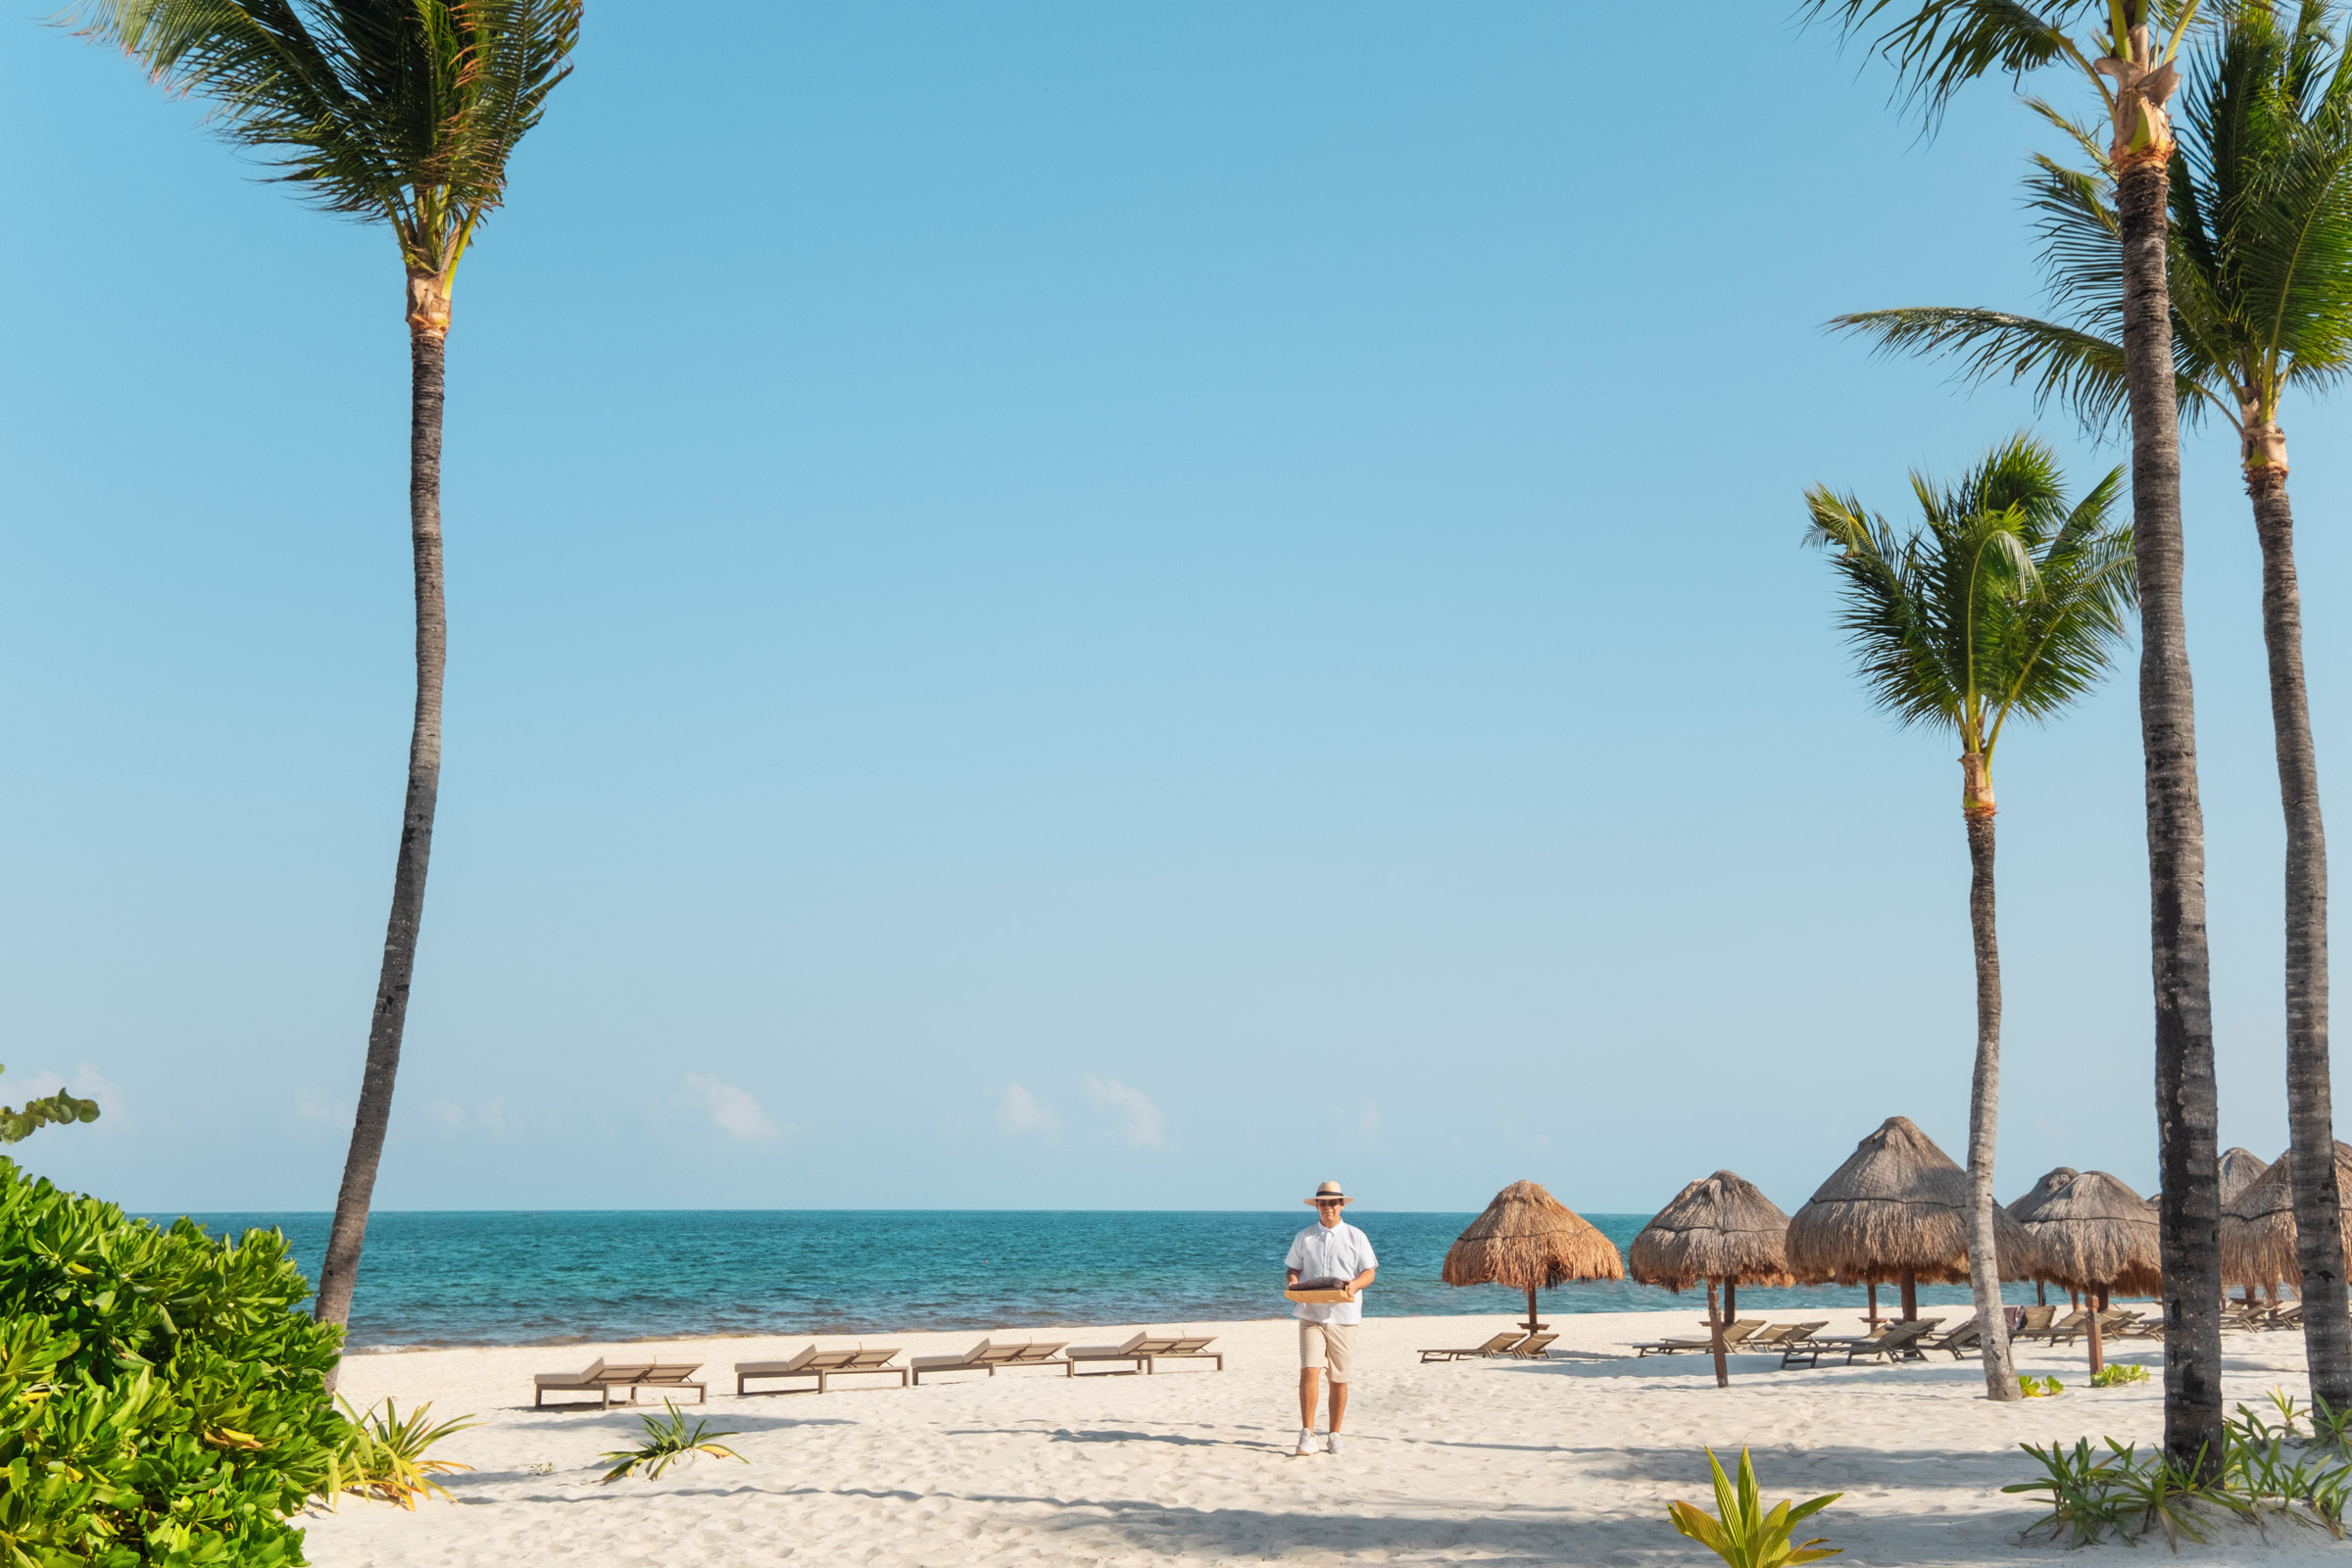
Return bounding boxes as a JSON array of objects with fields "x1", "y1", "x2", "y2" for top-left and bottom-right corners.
[{"x1": 1286, "y1": 1179, "x2": 1377, "y2": 1457}]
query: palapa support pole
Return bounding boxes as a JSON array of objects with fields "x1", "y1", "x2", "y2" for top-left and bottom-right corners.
[
  {"x1": 1723, "y1": 1279, "x2": 1738, "y2": 1321},
  {"x1": 1523, "y1": 1285, "x2": 1544, "y2": 1335},
  {"x1": 1707, "y1": 1278, "x2": 1729, "y2": 1390},
  {"x1": 2037, "y1": 1280, "x2": 2047, "y2": 1306},
  {"x1": 2087, "y1": 1295, "x2": 2105, "y2": 1376},
  {"x1": 1866, "y1": 1282, "x2": 1879, "y2": 1328},
  {"x1": 1899, "y1": 1269, "x2": 1918, "y2": 1322}
]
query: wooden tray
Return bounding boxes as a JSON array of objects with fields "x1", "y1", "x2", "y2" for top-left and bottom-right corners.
[{"x1": 1285, "y1": 1288, "x2": 1356, "y2": 1303}]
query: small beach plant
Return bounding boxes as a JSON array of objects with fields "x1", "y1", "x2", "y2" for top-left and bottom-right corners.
[
  {"x1": 60, "y1": 0, "x2": 581, "y2": 1371},
  {"x1": 2092, "y1": 1361, "x2": 2150, "y2": 1388},
  {"x1": 599, "y1": 1401, "x2": 749, "y2": 1484},
  {"x1": 2020, "y1": 1373, "x2": 2066, "y2": 1397},
  {"x1": 0, "y1": 1062, "x2": 99, "y2": 1144},
  {"x1": 330, "y1": 1396, "x2": 477, "y2": 1508},
  {"x1": 1805, "y1": 437, "x2": 2135, "y2": 1404},
  {"x1": 1666, "y1": 1446, "x2": 1840, "y2": 1567}
]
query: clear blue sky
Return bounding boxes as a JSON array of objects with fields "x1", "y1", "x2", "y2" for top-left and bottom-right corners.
[{"x1": 2, "y1": 2, "x2": 2343, "y2": 1217}]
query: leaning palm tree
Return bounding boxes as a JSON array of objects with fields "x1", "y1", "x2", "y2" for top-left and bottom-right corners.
[
  {"x1": 1802, "y1": 0, "x2": 2228, "y2": 1473},
  {"x1": 1829, "y1": 0, "x2": 2352, "y2": 1409},
  {"x1": 66, "y1": 1, "x2": 580, "y2": 1359},
  {"x1": 1805, "y1": 435, "x2": 2135, "y2": 1405}
]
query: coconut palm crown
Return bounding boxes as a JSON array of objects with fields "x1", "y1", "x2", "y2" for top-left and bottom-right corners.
[
  {"x1": 1805, "y1": 436, "x2": 2135, "y2": 802},
  {"x1": 66, "y1": 0, "x2": 578, "y2": 328}
]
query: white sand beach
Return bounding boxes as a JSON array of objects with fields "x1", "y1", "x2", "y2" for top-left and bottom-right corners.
[{"x1": 305, "y1": 1306, "x2": 2343, "y2": 1566}]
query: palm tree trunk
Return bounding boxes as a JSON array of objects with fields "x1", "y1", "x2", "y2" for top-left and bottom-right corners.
[
  {"x1": 1707, "y1": 1279, "x2": 1728, "y2": 1390},
  {"x1": 313, "y1": 304, "x2": 451, "y2": 1371},
  {"x1": 1963, "y1": 808, "x2": 2021, "y2": 1400},
  {"x1": 2245, "y1": 459, "x2": 2349, "y2": 1409},
  {"x1": 2118, "y1": 146, "x2": 2225, "y2": 1478}
]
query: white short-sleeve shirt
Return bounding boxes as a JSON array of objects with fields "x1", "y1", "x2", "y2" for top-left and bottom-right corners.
[{"x1": 1286, "y1": 1219, "x2": 1377, "y2": 1325}]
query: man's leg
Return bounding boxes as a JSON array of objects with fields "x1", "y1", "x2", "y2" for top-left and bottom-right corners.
[
  {"x1": 1298, "y1": 1367, "x2": 1319, "y2": 1429},
  {"x1": 1328, "y1": 1377, "x2": 1348, "y2": 1433}
]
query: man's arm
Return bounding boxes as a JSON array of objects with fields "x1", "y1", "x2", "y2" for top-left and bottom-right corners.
[{"x1": 1348, "y1": 1266, "x2": 1376, "y2": 1292}]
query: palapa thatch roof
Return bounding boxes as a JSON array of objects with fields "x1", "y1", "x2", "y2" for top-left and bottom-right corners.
[
  {"x1": 1628, "y1": 1170, "x2": 1792, "y2": 1292},
  {"x1": 2222, "y1": 1142, "x2": 2352, "y2": 1291},
  {"x1": 1786, "y1": 1115, "x2": 2036, "y2": 1285},
  {"x1": 2219, "y1": 1147, "x2": 2271, "y2": 1207},
  {"x1": 2019, "y1": 1171, "x2": 2161, "y2": 1296},
  {"x1": 2008, "y1": 1166, "x2": 2080, "y2": 1221},
  {"x1": 1443, "y1": 1179, "x2": 1624, "y2": 1290}
]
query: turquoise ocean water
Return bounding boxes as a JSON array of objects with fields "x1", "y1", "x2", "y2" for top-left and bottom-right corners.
[{"x1": 159, "y1": 1210, "x2": 2066, "y2": 1351}]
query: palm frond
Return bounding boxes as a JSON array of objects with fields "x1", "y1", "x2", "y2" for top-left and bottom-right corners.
[
  {"x1": 1798, "y1": 0, "x2": 2102, "y2": 124},
  {"x1": 1804, "y1": 436, "x2": 2134, "y2": 765},
  {"x1": 65, "y1": 0, "x2": 579, "y2": 275},
  {"x1": 1832, "y1": 305, "x2": 2145, "y2": 432}
]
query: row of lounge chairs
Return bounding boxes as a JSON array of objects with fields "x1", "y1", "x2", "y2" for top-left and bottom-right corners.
[
  {"x1": 534, "y1": 1332, "x2": 1223, "y2": 1408},
  {"x1": 2225, "y1": 1300, "x2": 2305, "y2": 1332},
  {"x1": 1618, "y1": 1303, "x2": 2162, "y2": 1373},
  {"x1": 1418, "y1": 1330, "x2": 1558, "y2": 1362}
]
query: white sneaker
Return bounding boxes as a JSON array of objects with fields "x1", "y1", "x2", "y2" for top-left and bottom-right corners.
[
  {"x1": 1292, "y1": 1429, "x2": 1316, "y2": 1456},
  {"x1": 1326, "y1": 1432, "x2": 1346, "y2": 1456}
]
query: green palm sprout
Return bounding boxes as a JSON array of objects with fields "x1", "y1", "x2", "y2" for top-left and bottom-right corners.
[
  {"x1": 1805, "y1": 436, "x2": 2133, "y2": 1409},
  {"x1": 61, "y1": 0, "x2": 580, "y2": 1361},
  {"x1": 1831, "y1": 0, "x2": 2352, "y2": 1408}
]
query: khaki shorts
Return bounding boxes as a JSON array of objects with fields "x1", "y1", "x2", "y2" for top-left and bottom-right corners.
[{"x1": 1298, "y1": 1320, "x2": 1355, "y2": 1381}]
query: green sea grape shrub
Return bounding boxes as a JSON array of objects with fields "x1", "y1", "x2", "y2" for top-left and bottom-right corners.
[
  {"x1": 0, "y1": 1062, "x2": 100, "y2": 1144},
  {"x1": 0, "y1": 1155, "x2": 348, "y2": 1564}
]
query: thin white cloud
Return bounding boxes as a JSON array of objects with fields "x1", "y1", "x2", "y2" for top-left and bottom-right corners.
[
  {"x1": 294, "y1": 1088, "x2": 350, "y2": 1130},
  {"x1": 996, "y1": 1083, "x2": 1059, "y2": 1138},
  {"x1": 685, "y1": 1074, "x2": 780, "y2": 1143},
  {"x1": 429, "y1": 1098, "x2": 466, "y2": 1134},
  {"x1": 1083, "y1": 1075, "x2": 1166, "y2": 1149}
]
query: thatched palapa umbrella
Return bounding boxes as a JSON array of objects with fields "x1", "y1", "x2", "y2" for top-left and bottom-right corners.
[
  {"x1": 2223, "y1": 1142, "x2": 2352, "y2": 1299},
  {"x1": 2018, "y1": 1171, "x2": 2159, "y2": 1374},
  {"x1": 2009, "y1": 1167, "x2": 2079, "y2": 1305},
  {"x1": 1443, "y1": 1179, "x2": 1624, "y2": 1333},
  {"x1": 2217, "y1": 1148, "x2": 2275, "y2": 1304},
  {"x1": 2220, "y1": 1147, "x2": 2272, "y2": 1206},
  {"x1": 1630, "y1": 1171, "x2": 1792, "y2": 1388},
  {"x1": 1787, "y1": 1115, "x2": 2035, "y2": 1323}
]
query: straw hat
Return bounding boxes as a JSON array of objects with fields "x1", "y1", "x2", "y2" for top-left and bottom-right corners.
[{"x1": 1303, "y1": 1180, "x2": 1354, "y2": 1207}]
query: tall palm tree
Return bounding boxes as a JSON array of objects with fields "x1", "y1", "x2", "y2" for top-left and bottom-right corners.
[
  {"x1": 1828, "y1": 0, "x2": 2352, "y2": 1407},
  {"x1": 1806, "y1": 436, "x2": 2136, "y2": 1405},
  {"x1": 1802, "y1": 0, "x2": 2228, "y2": 1472},
  {"x1": 67, "y1": 1, "x2": 580, "y2": 1360}
]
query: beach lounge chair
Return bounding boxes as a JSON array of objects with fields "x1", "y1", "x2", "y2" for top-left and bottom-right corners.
[
  {"x1": 1746, "y1": 1323, "x2": 1831, "y2": 1355},
  {"x1": 1156, "y1": 1334, "x2": 1223, "y2": 1370},
  {"x1": 1631, "y1": 1319, "x2": 1766, "y2": 1357},
  {"x1": 636, "y1": 1363, "x2": 708, "y2": 1403},
  {"x1": 909, "y1": 1338, "x2": 1069, "y2": 1385},
  {"x1": 1420, "y1": 1332, "x2": 1529, "y2": 1363},
  {"x1": 1065, "y1": 1332, "x2": 1225, "y2": 1375},
  {"x1": 2014, "y1": 1304, "x2": 2058, "y2": 1339},
  {"x1": 735, "y1": 1346, "x2": 907, "y2": 1396},
  {"x1": 1506, "y1": 1333, "x2": 1559, "y2": 1358},
  {"x1": 1837, "y1": 1318, "x2": 1940, "y2": 1365},
  {"x1": 532, "y1": 1358, "x2": 655, "y2": 1409},
  {"x1": 2018, "y1": 1308, "x2": 2089, "y2": 1344},
  {"x1": 1922, "y1": 1318, "x2": 1982, "y2": 1358},
  {"x1": 2048, "y1": 1309, "x2": 2135, "y2": 1347}
]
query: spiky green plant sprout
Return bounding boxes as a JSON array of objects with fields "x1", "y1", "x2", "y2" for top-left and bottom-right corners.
[
  {"x1": 1666, "y1": 1446, "x2": 1841, "y2": 1568},
  {"x1": 330, "y1": 1397, "x2": 476, "y2": 1508},
  {"x1": 599, "y1": 1402, "x2": 748, "y2": 1484}
]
